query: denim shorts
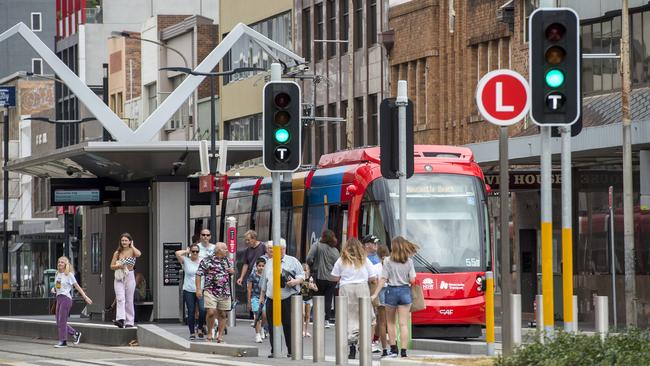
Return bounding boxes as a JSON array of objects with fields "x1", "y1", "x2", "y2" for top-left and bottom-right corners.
[{"x1": 383, "y1": 285, "x2": 412, "y2": 307}]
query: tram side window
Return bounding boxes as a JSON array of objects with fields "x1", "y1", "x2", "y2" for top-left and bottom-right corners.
[
  {"x1": 358, "y1": 202, "x2": 389, "y2": 246},
  {"x1": 305, "y1": 204, "x2": 345, "y2": 249}
]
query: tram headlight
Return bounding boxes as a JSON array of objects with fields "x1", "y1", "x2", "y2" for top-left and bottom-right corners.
[{"x1": 476, "y1": 275, "x2": 486, "y2": 292}]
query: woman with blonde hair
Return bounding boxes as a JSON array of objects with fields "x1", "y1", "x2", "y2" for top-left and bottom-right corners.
[
  {"x1": 330, "y1": 237, "x2": 377, "y2": 359},
  {"x1": 371, "y1": 236, "x2": 418, "y2": 358},
  {"x1": 52, "y1": 256, "x2": 92, "y2": 347}
]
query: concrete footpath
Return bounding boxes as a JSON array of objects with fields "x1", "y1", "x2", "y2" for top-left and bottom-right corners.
[{"x1": 0, "y1": 315, "x2": 503, "y2": 365}]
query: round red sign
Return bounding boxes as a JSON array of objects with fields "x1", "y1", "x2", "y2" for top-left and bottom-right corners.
[{"x1": 476, "y1": 70, "x2": 530, "y2": 126}]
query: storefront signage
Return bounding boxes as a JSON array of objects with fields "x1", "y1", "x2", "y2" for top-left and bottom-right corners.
[
  {"x1": 162, "y1": 242, "x2": 182, "y2": 286},
  {"x1": 485, "y1": 171, "x2": 561, "y2": 191},
  {"x1": 486, "y1": 171, "x2": 638, "y2": 192}
]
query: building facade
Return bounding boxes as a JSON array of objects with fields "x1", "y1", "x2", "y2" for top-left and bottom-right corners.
[
  {"x1": 218, "y1": 0, "x2": 294, "y2": 175},
  {"x1": 295, "y1": 0, "x2": 391, "y2": 164},
  {"x1": 0, "y1": 0, "x2": 55, "y2": 78},
  {"x1": 389, "y1": 0, "x2": 650, "y2": 327}
]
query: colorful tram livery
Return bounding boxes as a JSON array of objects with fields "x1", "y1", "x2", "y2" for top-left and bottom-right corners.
[{"x1": 219, "y1": 145, "x2": 491, "y2": 339}]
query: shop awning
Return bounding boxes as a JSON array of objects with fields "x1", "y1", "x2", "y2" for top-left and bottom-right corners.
[{"x1": 6, "y1": 140, "x2": 263, "y2": 181}]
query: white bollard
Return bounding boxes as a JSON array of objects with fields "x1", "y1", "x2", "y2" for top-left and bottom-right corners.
[
  {"x1": 312, "y1": 296, "x2": 325, "y2": 362},
  {"x1": 595, "y1": 295, "x2": 608, "y2": 341},
  {"x1": 335, "y1": 296, "x2": 348, "y2": 365},
  {"x1": 536, "y1": 294, "x2": 544, "y2": 343},
  {"x1": 291, "y1": 295, "x2": 303, "y2": 360},
  {"x1": 511, "y1": 294, "x2": 522, "y2": 346}
]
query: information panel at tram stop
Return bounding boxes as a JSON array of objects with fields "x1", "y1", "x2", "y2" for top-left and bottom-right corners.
[
  {"x1": 163, "y1": 242, "x2": 182, "y2": 286},
  {"x1": 476, "y1": 69, "x2": 530, "y2": 126}
]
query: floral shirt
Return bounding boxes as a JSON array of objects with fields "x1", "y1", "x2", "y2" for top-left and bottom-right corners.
[{"x1": 196, "y1": 255, "x2": 231, "y2": 298}]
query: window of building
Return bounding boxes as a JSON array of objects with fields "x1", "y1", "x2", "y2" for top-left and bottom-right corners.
[
  {"x1": 327, "y1": 103, "x2": 337, "y2": 153},
  {"x1": 316, "y1": 3, "x2": 324, "y2": 61},
  {"x1": 31, "y1": 12, "x2": 42, "y2": 32},
  {"x1": 302, "y1": 8, "x2": 311, "y2": 62},
  {"x1": 341, "y1": 0, "x2": 349, "y2": 53},
  {"x1": 224, "y1": 114, "x2": 262, "y2": 141},
  {"x1": 367, "y1": 94, "x2": 377, "y2": 146},
  {"x1": 315, "y1": 106, "x2": 324, "y2": 158},
  {"x1": 367, "y1": 0, "x2": 377, "y2": 45},
  {"x1": 581, "y1": 16, "x2": 622, "y2": 94},
  {"x1": 327, "y1": 0, "x2": 336, "y2": 57},
  {"x1": 224, "y1": 11, "x2": 292, "y2": 85},
  {"x1": 340, "y1": 100, "x2": 348, "y2": 149},
  {"x1": 146, "y1": 83, "x2": 157, "y2": 116},
  {"x1": 116, "y1": 92, "x2": 123, "y2": 118},
  {"x1": 523, "y1": 0, "x2": 539, "y2": 43},
  {"x1": 631, "y1": 9, "x2": 650, "y2": 86},
  {"x1": 31, "y1": 58, "x2": 43, "y2": 75},
  {"x1": 354, "y1": 0, "x2": 363, "y2": 50},
  {"x1": 354, "y1": 97, "x2": 364, "y2": 147}
]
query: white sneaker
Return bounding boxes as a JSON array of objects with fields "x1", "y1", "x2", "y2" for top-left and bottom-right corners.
[
  {"x1": 371, "y1": 341, "x2": 381, "y2": 353},
  {"x1": 255, "y1": 333, "x2": 263, "y2": 343},
  {"x1": 73, "y1": 332, "x2": 82, "y2": 345},
  {"x1": 324, "y1": 320, "x2": 332, "y2": 329}
]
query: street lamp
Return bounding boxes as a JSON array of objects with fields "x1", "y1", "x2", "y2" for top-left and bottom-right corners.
[
  {"x1": 111, "y1": 31, "x2": 189, "y2": 69},
  {"x1": 159, "y1": 66, "x2": 266, "y2": 235}
]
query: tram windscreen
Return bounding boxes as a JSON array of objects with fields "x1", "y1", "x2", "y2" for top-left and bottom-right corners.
[{"x1": 378, "y1": 174, "x2": 486, "y2": 272}]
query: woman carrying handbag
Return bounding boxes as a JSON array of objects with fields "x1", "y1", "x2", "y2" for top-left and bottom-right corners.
[
  {"x1": 110, "y1": 233, "x2": 141, "y2": 328},
  {"x1": 371, "y1": 236, "x2": 419, "y2": 358}
]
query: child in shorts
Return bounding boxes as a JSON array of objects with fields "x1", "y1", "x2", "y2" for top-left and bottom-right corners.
[
  {"x1": 247, "y1": 258, "x2": 266, "y2": 343},
  {"x1": 301, "y1": 263, "x2": 318, "y2": 337}
]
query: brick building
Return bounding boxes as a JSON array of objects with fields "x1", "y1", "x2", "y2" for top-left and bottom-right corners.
[
  {"x1": 389, "y1": 0, "x2": 650, "y2": 327},
  {"x1": 388, "y1": 0, "x2": 533, "y2": 146}
]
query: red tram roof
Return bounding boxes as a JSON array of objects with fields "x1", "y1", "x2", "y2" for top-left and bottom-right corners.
[{"x1": 318, "y1": 145, "x2": 475, "y2": 168}]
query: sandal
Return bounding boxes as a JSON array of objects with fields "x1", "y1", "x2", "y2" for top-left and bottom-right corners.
[
  {"x1": 206, "y1": 337, "x2": 213, "y2": 342},
  {"x1": 216, "y1": 338, "x2": 224, "y2": 343}
]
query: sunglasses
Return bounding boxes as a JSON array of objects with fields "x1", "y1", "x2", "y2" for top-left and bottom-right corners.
[
  {"x1": 201, "y1": 234, "x2": 211, "y2": 237},
  {"x1": 190, "y1": 250, "x2": 200, "y2": 253}
]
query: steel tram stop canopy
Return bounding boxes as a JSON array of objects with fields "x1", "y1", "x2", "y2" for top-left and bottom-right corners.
[
  {"x1": 5, "y1": 140, "x2": 262, "y2": 322},
  {"x1": 6, "y1": 140, "x2": 261, "y2": 180}
]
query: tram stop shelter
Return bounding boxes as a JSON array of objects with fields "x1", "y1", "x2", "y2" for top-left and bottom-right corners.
[{"x1": 6, "y1": 140, "x2": 262, "y2": 321}]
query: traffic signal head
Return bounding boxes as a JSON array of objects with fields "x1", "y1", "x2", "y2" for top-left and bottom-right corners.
[
  {"x1": 263, "y1": 81, "x2": 302, "y2": 172},
  {"x1": 529, "y1": 8, "x2": 580, "y2": 126}
]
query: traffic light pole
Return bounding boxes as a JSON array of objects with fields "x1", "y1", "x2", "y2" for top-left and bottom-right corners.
[
  {"x1": 541, "y1": 126, "x2": 554, "y2": 336},
  {"x1": 561, "y1": 126, "x2": 575, "y2": 332},
  {"x1": 396, "y1": 81, "x2": 407, "y2": 237},
  {"x1": 270, "y1": 62, "x2": 282, "y2": 359}
]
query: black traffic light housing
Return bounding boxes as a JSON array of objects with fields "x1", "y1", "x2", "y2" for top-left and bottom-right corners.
[
  {"x1": 263, "y1": 81, "x2": 302, "y2": 172},
  {"x1": 379, "y1": 98, "x2": 414, "y2": 179},
  {"x1": 529, "y1": 8, "x2": 581, "y2": 126}
]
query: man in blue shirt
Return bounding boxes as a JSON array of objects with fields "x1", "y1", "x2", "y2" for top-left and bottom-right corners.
[{"x1": 259, "y1": 238, "x2": 304, "y2": 358}]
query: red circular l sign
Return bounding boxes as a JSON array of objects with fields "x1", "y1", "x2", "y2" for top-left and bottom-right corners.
[{"x1": 476, "y1": 70, "x2": 530, "y2": 126}]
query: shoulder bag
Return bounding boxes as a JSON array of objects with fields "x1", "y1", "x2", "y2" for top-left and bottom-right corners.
[
  {"x1": 410, "y1": 284, "x2": 425, "y2": 312},
  {"x1": 114, "y1": 267, "x2": 127, "y2": 281}
]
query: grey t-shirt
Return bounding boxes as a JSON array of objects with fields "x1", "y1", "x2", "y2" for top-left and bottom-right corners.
[
  {"x1": 381, "y1": 257, "x2": 416, "y2": 286},
  {"x1": 306, "y1": 242, "x2": 340, "y2": 281}
]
